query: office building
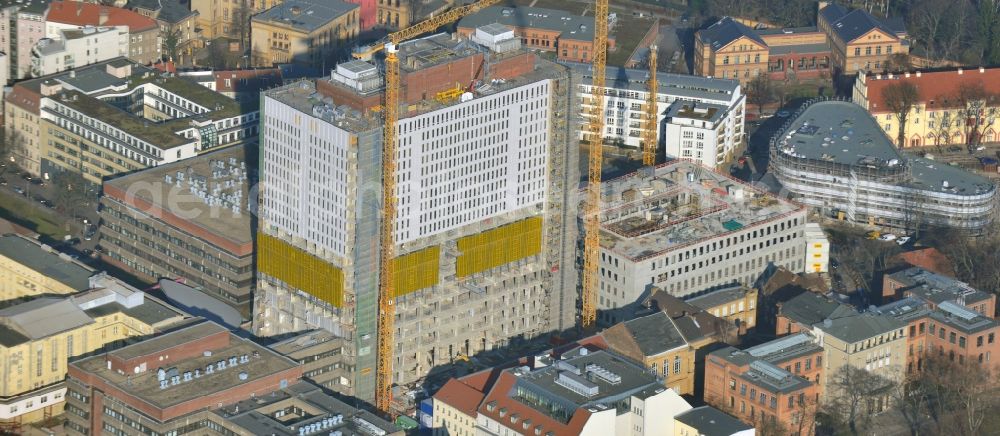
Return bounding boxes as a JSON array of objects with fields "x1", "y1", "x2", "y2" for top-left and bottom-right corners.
[
  {"x1": 674, "y1": 406, "x2": 755, "y2": 436},
  {"x1": 593, "y1": 161, "x2": 807, "y2": 321},
  {"x1": 100, "y1": 146, "x2": 255, "y2": 317},
  {"x1": 431, "y1": 347, "x2": 693, "y2": 436},
  {"x1": 5, "y1": 58, "x2": 257, "y2": 185},
  {"x1": 770, "y1": 100, "x2": 996, "y2": 232},
  {"x1": 705, "y1": 333, "x2": 822, "y2": 430},
  {"x1": 813, "y1": 311, "x2": 906, "y2": 409},
  {"x1": 569, "y1": 64, "x2": 745, "y2": 165},
  {"x1": 853, "y1": 67, "x2": 1000, "y2": 148},
  {"x1": 64, "y1": 321, "x2": 303, "y2": 436},
  {"x1": 43, "y1": 1, "x2": 159, "y2": 65},
  {"x1": 458, "y1": 6, "x2": 615, "y2": 63},
  {"x1": 0, "y1": 234, "x2": 92, "y2": 302},
  {"x1": 30, "y1": 26, "x2": 128, "y2": 76},
  {"x1": 255, "y1": 32, "x2": 579, "y2": 401},
  {"x1": 250, "y1": 0, "x2": 359, "y2": 67},
  {"x1": 0, "y1": 272, "x2": 187, "y2": 428}
]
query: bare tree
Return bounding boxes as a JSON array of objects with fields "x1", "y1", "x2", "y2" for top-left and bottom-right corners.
[
  {"x1": 890, "y1": 376, "x2": 929, "y2": 436},
  {"x1": 914, "y1": 351, "x2": 998, "y2": 436},
  {"x1": 826, "y1": 365, "x2": 896, "y2": 435},
  {"x1": 955, "y1": 80, "x2": 998, "y2": 150},
  {"x1": 0, "y1": 129, "x2": 25, "y2": 176},
  {"x1": 50, "y1": 171, "x2": 92, "y2": 218},
  {"x1": 883, "y1": 81, "x2": 921, "y2": 148},
  {"x1": 747, "y1": 73, "x2": 776, "y2": 116},
  {"x1": 229, "y1": 0, "x2": 253, "y2": 55},
  {"x1": 884, "y1": 53, "x2": 914, "y2": 72}
]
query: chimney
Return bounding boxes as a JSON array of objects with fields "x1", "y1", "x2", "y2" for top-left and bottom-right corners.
[
  {"x1": 99, "y1": 7, "x2": 109, "y2": 26},
  {"x1": 958, "y1": 68, "x2": 964, "y2": 75}
]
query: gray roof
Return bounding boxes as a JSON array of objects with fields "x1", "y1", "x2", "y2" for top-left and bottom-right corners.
[
  {"x1": 513, "y1": 349, "x2": 662, "y2": 407},
  {"x1": 930, "y1": 301, "x2": 997, "y2": 334},
  {"x1": 699, "y1": 17, "x2": 765, "y2": 50},
  {"x1": 675, "y1": 406, "x2": 753, "y2": 436},
  {"x1": 687, "y1": 285, "x2": 751, "y2": 311},
  {"x1": 711, "y1": 333, "x2": 822, "y2": 368},
  {"x1": 458, "y1": 6, "x2": 595, "y2": 42},
  {"x1": 159, "y1": 279, "x2": 243, "y2": 328},
  {"x1": 768, "y1": 42, "x2": 829, "y2": 55},
  {"x1": 888, "y1": 267, "x2": 993, "y2": 306},
  {"x1": 872, "y1": 297, "x2": 932, "y2": 324},
  {"x1": 0, "y1": 0, "x2": 51, "y2": 14},
  {"x1": 827, "y1": 9, "x2": 896, "y2": 43},
  {"x1": 621, "y1": 311, "x2": 689, "y2": 356},
  {"x1": 0, "y1": 235, "x2": 93, "y2": 291},
  {"x1": 127, "y1": 0, "x2": 197, "y2": 24},
  {"x1": 780, "y1": 292, "x2": 856, "y2": 326},
  {"x1": 775, "y1": 101, "x2": 994, "y2": 197},
  {"x1": 757, "y1": 26, "x2": 819, "y2": 36},
  {"x1": 253, "y1": 0, "x2": 358, "y2": 32},
  {"x1": 566, "y1": 63, "x2": 740, "y2": 103},
  {"x1": 819, "y1": 3, "x2": 848, "y2": 25},
  {"x1": 0, "y1": 297, "x2": 94, "y2": 340},
  {"x1": 58, "y1": 63, "x2": 130, "y2": 93},
  {"x1": 740, "y1": 360, "x2": 812, "y2": 394},
  {"x1": 818, "y1": 312, "x2": 903, "y2": 343},
  {"x1": 33, "y1": 38, "x2": 65, "y2": 56}
]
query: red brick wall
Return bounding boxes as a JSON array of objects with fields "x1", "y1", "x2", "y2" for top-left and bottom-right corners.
[
  {"x1": 110, "y1": 329, "x2": 231, "y2": 373},
  {"x1": 315, "y1": 79, "x2": 383, "y2": 113},
  {"x1": 401, "y1": 53, "x2": 484, "y2": 104},
  {"x1": 491, "y1": 53, "x2": 535, "y2": 80},
  {"x1": 776, "y1": 315, "x2": 807, "y2": 337}
]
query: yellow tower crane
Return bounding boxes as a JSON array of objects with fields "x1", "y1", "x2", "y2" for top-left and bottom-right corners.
[
  {"x1": 642, "y1": 45, "x2": 658, "y2": 166},
  {"x1": 369, "y1": 0, "x2": 505, "y2": 415},
  {"x1": 581, "y1": 0, "x2": 610, "y2": 329}
]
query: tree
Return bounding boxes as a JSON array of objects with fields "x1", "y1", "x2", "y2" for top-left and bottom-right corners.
[
  {"x1": 884, "y1": 53, "x2": 914, "y2": 72},
  {"x1": 50, "y1": 171, "x2": 92, "y2": 218},
  {"x1": 0, "y1": 129, "x2": 25, "y2": 176},
  {"x1": 230, "y1": 0, "x2": 253, "y2": 55},
  {"x1": 889, "y1": 376, "x2": 929, "y2": 436},
  {"x1": 826, "y1": 365, "x2": 896, "y2": 435},
  {"x1": 955, "y1": 80, "x2": 998, "y2": 150},
  {"x1": 747, "y1": 74, "x2": 776, "y2": 116},
  {"x1": 162, "y1": 28, "x2": 182, "y2": 63},
  {"x1": 911, "y1": 351, "x2": 999, "y2": 436},
  {"x1": 883, "y1": 81, "x2": 920, "y2": 148}
]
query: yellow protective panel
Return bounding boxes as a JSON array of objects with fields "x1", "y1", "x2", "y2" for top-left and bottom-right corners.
[
  {"x1": 456, "y1": 217, "x2": 543, "y2": 277},
  {"x1": 257, "y1": 233, "x2": 343, "y2": 308},
  {"x1": 393, "y1": 246, "x2": 440, "y2": 297}
]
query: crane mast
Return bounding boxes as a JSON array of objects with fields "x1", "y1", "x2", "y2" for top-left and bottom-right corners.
[
  {"x1": 642, "y1": 45, "x2": 658, "y2": 166},
  {"x1": 373, "y1": 0, "x2": 505, "y2": 414},
  {"x1": 581, "y1": 0, "x2": 610, "y2": 329}
]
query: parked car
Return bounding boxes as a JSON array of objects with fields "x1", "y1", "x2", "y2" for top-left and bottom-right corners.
[
  {"x1": 879, "y1": 233, "x2": 897, "y2": 241},
  {"x1": 0, "y1": 177, "x2": 6, "y2": 186},
  {"x1": 896, "y1": 236, "x2": 911, "y2": 245},
  {"x1": 83, "y1": 224, "x2": 97, "y2": 241},
  {"x1": 776, "y1": 110, "x2": 791, "y2": 117},
  {"x1": 13, "y1": 186, "x2": 24, "y2": 195}
]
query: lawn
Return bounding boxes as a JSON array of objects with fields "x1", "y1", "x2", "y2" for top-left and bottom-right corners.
[{"x1": 0, "y1": 190, "x2": 76, "y2": 242}]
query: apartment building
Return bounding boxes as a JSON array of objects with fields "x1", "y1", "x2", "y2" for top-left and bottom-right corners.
[
  {"x1": 100, "y1": 146, "x2": 254, "y2": 317},
  {"x1": 674, "y1": 406, "x2": 755, "y2": 436},
  {"x1": 687, "y1": 285, "x2": 758, "y2": 336},
  {"x1": 0, "y1": 0, "x2": 50, "y2": 81},
  {"x1": 44, "y1": 1, "x2": 159, "y2": 65},
  {"x1": 593, "y1": 161, "x2": 807, "y2": 323},
  {"x1": 30, "y1": 26, "x2": 128, "y2": 76},
  {"x1": 853, "y1": 67, "x2": 1000, "y2": 148},
  {"x1": 255, "y1": 32, "x2": 579, "y2": 402},
  {"x1": 817, "y1": 2, "x2": 907, "y2": 75},
  {"x1": 431, "y1": 347, "x2": 694, "y2": 436},
  {"x1": 458, "y1": 6, "x2": 615, "y2": 63},
  {"x1": 570, "y1": 63, "x2": 745, "y2": 166},
  {"x1": 705, "y1": 333, "x2": 822, "y2": 431},
  {"x1": 250, "y1": 0, "x2": 359, "y2": 67},
  {"x1": 7, "y1": 58, "x2": 257, "y2": 185},
  {"x1": 126, "y1": 0, "x2": 200, "y2": 65},
  {"x1": 0, "y1": 273, "x2": 187, "y2": 427},
  {"x1": 0, "y1": 234, "x2": 92, "y2": 302},
  {"x1": 770, "y1": 100, "x2": 996, "y2": 232}
]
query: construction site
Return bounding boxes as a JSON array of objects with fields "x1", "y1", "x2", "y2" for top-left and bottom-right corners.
[
  {"x1": 254, "y1": 25, "x2": 579, "y2": 410},
  {"x1": 592, "y1": 161, "x2": 808, "y2": 324}
]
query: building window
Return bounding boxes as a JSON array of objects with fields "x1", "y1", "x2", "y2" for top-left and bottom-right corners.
[{"x1": 674, "y1": 356, "x2": 682, "y2": 374}]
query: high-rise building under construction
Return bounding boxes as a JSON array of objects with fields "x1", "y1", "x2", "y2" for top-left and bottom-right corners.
[{"x1": 254, "y1": 30, "x2": 579, "y2": 403}]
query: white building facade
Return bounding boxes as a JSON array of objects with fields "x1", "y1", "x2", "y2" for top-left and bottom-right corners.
[
  {"x1": 30, "y1": 26, "x2": 128, "y2": 77},
  {"x1": 664, "y1": 101, "x2": 743, "y2": 168}
]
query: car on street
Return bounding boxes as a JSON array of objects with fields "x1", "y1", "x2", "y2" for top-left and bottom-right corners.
[
  {"x1": 13, "y1": 186, "x2": 24, "y2": 195},
  {"x1": 0, "y1": 178, "x2": 6, "y2": 186},
  {"x1": 896, "y1": 236, "x2": 911, "y2": 245},
  {"x1": 879, "y1": 233, "x2": 897, "y2": 241},
  {"x1": 776, "y1": 110, "x2": 791, "y2": 117},
  {"x1": 83, "y1": 224, "x2": 98, "y2": 241}
]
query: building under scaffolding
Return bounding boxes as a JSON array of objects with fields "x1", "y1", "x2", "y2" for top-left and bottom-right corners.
[{"x1": 254, "y1": 30, "x2": 579, "y2": 404}]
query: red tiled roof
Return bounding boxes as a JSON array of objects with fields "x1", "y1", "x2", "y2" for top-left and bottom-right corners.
[
  {"x1": 5, "y1": 85, "x2": 41, "y2": 114},
  {"x1": 477, "y1": 371, "x2": 591, "y2": 435},
  {"x1": 434, "y1": 379, "x2": 486, "y2": 418},
  {"x1": 46, "y1": 1, "x2": 157, "y2": 33},
  {"x1": 866, "y1": 67, "x2": 1000, "y2": 113},
  {"x1": 892, "y1": 248, "x2": 956, "y2": 277}
]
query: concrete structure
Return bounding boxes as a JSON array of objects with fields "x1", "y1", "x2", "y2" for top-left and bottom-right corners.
[
  {"x1": 30, "y1": 25, "x2": 129, "y2": 77},
  {"x1": 458, "y1": 6, "x2": 616, "y2": 63},
  {"x1": 853, "y1": 67, "x2": 1000, "y2": 148},
  {"x1": 250, "y1": 0, "x2": 359, "y2": 67},
  {"x1": 592, "y1": 161, "x2": 807, "y2": 323},
  {"x1": 705, "y1": 333, "x2": 822, "y2": 431},
  {"x1": 674, "y1": 406, "x2": 755, "y2": 436},
  {"x1": 0, "y1": 51, "x2": 8, "y2": 87},
  {"x1": 569, "y1": 63, "x2": 745, "y2": 162},
  {"x1": 817, "y1": 2, "x2": 908, "y2": 76},
  {"x1": 770, "y1": 100, "x2": 997, "y2": 232},
  {"x1": 268, "y1": 330, "x2": 350, "y2": 393},
  {"x1": 126, "y1": 0, "x2": 200, "y2": 66},
  {"x1": 7, "y1": 58, "x2": 257, "y2": 185},
  {"x1": 44, "y1": 1, "x2": 159, "y2": 65},
  {"x1": 64, "y1": 321, "x2": 304, "y2": 436},
  {"x1": 100, "y1": 146, "x2": 254, "y2": 317},
  {"x1": 883, "y1": 266, "x2": 996, "y2": 318},
  {"x1": 431, "y1": 347, "x2": 693, "y2": 436},
  {"x1": 687, "y1": 285, "x2": 758, "y2": 336},
  {"x1": 814, "y1": 311, "x2": 906, "y2": 408},
  {"x1": 376, "y1": 0, "x2": 449, "y2": 31},
  {"x1": 190, "y1": 0, "x2": 280, "y2": 40},
  {"x1": 0, "y1": 0, "x2": 51, "y2": 81},
  {"x1": 0, "y1": 234, "x2": 92, "y2": 302},
  {"x1": 254, "y1": 34, "x2": 579, "y2": 402},
  {"x1": 0, "y1": 272, "x2": 187, "y2": 427},
  {"x1": 802, "y1": 223, "x2": 829, "y2": 274}
]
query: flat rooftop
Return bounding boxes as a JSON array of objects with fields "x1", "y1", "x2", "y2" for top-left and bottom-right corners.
[
  {"x1": 740, "y1": 360, "x2": 812, "y2": 393},
  {"x1": 72, "y1": 323, "x2": 298, "y2": 410},
  {"x1": 513, "y1": 349, "x2": 661, "y2": 409},
  {"x1": 774, "y1": 101, "x2": 993, "y2": 196},
  {"x1": 252, "y1": 0, "x2": 358, "y2": 32},
  {"x1": 0, "y1": 234, "x2": 93, "y2": 291},
  {"x1": 458, "y1": 6, "x2": 595, "y2": 41},
  {"x1": 888, "y1": 266, "x2": 993, "y2": 306},
  {"x1": 597, "y1": 161, "x2": 803, "y2": 261},
  {"x1": 665, "y1": 101, "x2": 728, "y2": 124},
  {"x1": 675, "y1": 406, "x2": 753, "y2": 435},
  {"x1": 567, "y1": 63, "x2": 740, "y2": 103},
  {"x1": 712, "y1": 332, "x2": 823, "y2": 367},
  {"x1": 103, "y1": 145, "x2": 252, "y2": 249}
]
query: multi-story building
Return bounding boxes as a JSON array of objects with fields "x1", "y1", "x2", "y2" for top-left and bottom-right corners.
[
  {"x1": 9, "y1": 58, "x2": 257, "y2": 185},
  {"x1": 0, "y1": 272, "x2": 187, "y2": 427},
  {"x1": 30, "y1": 26, "x2": 129, "y2": 76},
  {"x1": 705, "y1": 333, "x2": 822, "y2": 431},
  {"x1": 254, "y1": 32, "x2": 579, "y2": 401},
  {"x1": 44, "y1": 1, "x2": 160, "y2": 65},
  {"x1": 458, "y1": 6, "x2": 615, "y2": 63},
  {"x1": 250, "y1": 0, "x2": 359, "y2": 67},
  {"x1": 63, "y1": 321, "x2": 308, "y2": 436},
  {"x1": 593, "y1": 161, "x2": 807, "y2": 323},
  {"x1": 802, "y1": 223, "x2": 830, "y2": 274},
  {"x1": 686, "y1": 285, "x2": 759, "y2": 336},
  {"x1": 853, "y1": 67, "x2": 1000, "y2": 148},
  {"x1": 0, "y1": 234, "x2": 92, "y2": 302},
  {"x1": 694, "y1": 17, "x2": 771, "y2": 84},
  {"x1": 775, "y1": 292, "x2": 856, "y2": 337},
  {"x1": 770, "y1": 100, "x2": 997, "y2": 232},
  {"x1": 190, "y1": 0, "x2": 280, "y2": 40},
  {"x1": 817, "y1": 2, "x2": 907, "y2": 76},
  {"x1": 100, "y1": 145, "x2": 254, "y2": 317},
  {"x1": 267, "y1": 329, "x2": 351, "y2": 393},
  {"x1": 0, "y1": 0, "x2": 51, "y2": 81},
  {"x1": 126, "y1": 0, "x2": 200, "y2": 65},
  {"x1": 376, "y1": 0, "x2": 450, "y2": 31},
  {"x1": 813, "y1": 311, "x2": 906, "y2": 410},
  {"x1": 431, "y1": 347, "x2": 694, "y2": 436},
  {"x1": 569, "y1": 63, "x2": 745, "y2": 163},
  {"x1": 883, "y1": 267, "x2": 996, "y2": 317},
  {"x1": 674, "y1": 406, "x2": 755, "y2": 436}
]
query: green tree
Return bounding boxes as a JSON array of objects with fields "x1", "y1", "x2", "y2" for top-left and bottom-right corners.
[{"x1": 162, "y1": 28, "x2": 182, "y2": 63}]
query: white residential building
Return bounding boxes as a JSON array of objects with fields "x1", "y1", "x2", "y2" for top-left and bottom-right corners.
[
  {"x1": 30, "y1": 26, "x2": 127, "y2": 77},
  {"x1": 664, "y1": 101, "x2": 743, "y2": 168},
  {"x1": 569, "y1": 64, "x2": 745, "y2": 168},
  {"x1": 803, "y1": 222, "x2": 830, "y2": 274}
]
